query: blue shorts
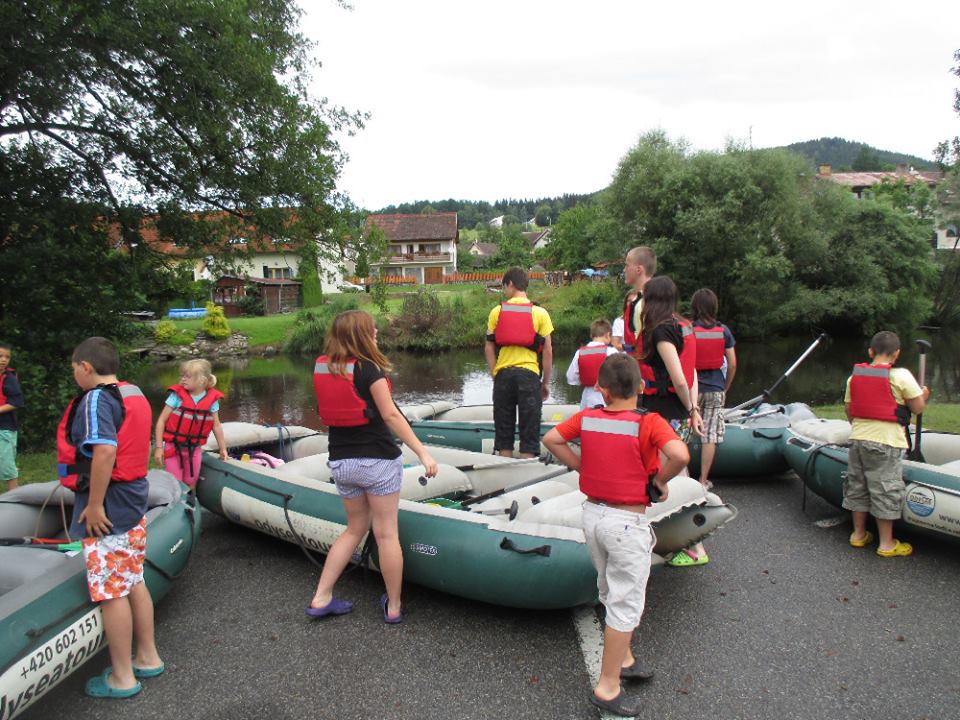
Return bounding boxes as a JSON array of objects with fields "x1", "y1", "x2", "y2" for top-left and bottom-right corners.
[{"x1": 329, "y1": 456, "x2": 403, "y2": 499}]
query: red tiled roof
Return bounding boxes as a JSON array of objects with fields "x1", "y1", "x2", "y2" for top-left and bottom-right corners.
[
  {"x1": 365, "y1": 213, "x2": 458, "y2": 242},
  {"x1": 818, "y1": 169, "x2": 943, "y2": 188}
]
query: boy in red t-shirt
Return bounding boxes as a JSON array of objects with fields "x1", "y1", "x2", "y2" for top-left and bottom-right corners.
[{"x1": 544, "y1": 354, "x2": 688, "y2": 717}]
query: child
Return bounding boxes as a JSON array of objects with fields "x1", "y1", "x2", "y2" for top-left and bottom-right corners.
[
  {"x1": 0, "y1": 342, "x2": 25, "y2": 492},
  {"x1": 308, "y1": 311, "x2": 438, "y2": 623},
  {"x1": 154, "y1": 358, "x2": 228, "y2": 487},
  {"x1": 566, "y1": 319, "x2": 619, "y2": 409},
  {"x1": 57, "y1": 337, "x2": 163, "y2": 698},
  {"x1": 544, "y1": 354, "x2": 689, "y2": 717},
  {"x1": 690, "y1": 288, "x2": 737, "y2": 490},
  {"x1": 844, "y1": 330, "x2": 928, "y2": 557}
]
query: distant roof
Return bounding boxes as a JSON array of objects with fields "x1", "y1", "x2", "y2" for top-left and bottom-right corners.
[
  {"x1": 522, "y1": 230, "x2": 550, "y2": 247},
  {"x1": 470, "y1": 241, "x2": 499, "y2": 255},
  {"x1": 365, "y1": 212, "x2": 458, "y2": 242},
  {"x1": 817, "y1": 167, "x2": 943, "y2": 189}
]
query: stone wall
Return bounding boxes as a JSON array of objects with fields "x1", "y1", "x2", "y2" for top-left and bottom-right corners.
[{"x1": 149, "y1": 333, "x2": 250, "y2": 360}]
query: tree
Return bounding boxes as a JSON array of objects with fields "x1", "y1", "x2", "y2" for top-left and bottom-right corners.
[
  {"x1": 851, "y1": 146, "x2": 882, "y2": 171},
  {"x1": 543, "y1": 203, "x2": 622, "y2": 272},
  {"x1": 935, "y1": 49, "x2": 960, "y2": 169},
  {"x1": 534, "y1": 203, "x2": 553, "y2": 227},
  {"x1": 1, "y1": 0, "x2": 360, "y2": 446},
  {"x1": 492, "y1": 225, "x2": 533, "y2": 269}
]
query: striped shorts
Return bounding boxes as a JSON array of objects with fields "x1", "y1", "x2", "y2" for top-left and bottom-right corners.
[{"x1": 328, "y1": 456, "x2": 404, "y2": 499}]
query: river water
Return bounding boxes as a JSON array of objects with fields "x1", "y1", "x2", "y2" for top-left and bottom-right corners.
[{"x1": 135, "y1": 331, "x2": 958, "y2": 427}]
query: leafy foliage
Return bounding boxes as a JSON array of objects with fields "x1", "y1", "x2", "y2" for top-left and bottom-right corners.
[
  {"x1": 492, "y1": 225, "x2": 534, "y2": 269},
  {"x1": 935, "y1": 49, "x2": 960, "y2": 169},
  {"x1": 154, "y1": 320, "x2": 179, "y2": 344},
  {"x1": 284, "y1": 295, "x2": 360, "y2": 355},
  {"x1": 202, "y1": 303, "x2": 231, "y2": 340},
  {"x1": 784, "y1": 137, "x2": 933, "y2": 171}
]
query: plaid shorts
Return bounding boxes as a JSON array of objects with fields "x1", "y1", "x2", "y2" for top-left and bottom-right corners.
[
  {"x1": 329, "y1": 456, "x2": 403, "y2": 499},
  {"x1": 81, "y1": 517, "x2": 147, "y2": 602},
  {"x1": 698, "y1": 391, "x2": 726, "y2": 444}
]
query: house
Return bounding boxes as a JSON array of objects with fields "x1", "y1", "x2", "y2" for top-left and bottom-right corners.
[
  {"x1": 487, "y1": 215, "x2": 504, "y2": 229},
  {"x1": 817, "y1": 164, "x2": 956, "y2": 249},
  {"x1": 468, "y1": 239, "x2": 499, "y2": 257},
  {"x1": 365, "y1": 212, "x2": 458, "y2": 284},
  {"x1": 522, "y1": 229, "x2": 552, "y2": 251}
]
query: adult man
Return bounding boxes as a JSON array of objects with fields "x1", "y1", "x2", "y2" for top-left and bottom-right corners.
[{"x1": 484, "y1": 267, "x2": 554, "y2": 458}]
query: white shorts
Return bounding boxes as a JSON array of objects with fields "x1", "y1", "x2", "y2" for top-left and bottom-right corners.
[{"x1": 582, "y1": 501, "x2": 655, "y2": 632}]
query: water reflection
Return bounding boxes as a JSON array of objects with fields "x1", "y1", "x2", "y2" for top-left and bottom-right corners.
[{"x1": 136, "y1": 332, "x2": 954, "y2": 426}]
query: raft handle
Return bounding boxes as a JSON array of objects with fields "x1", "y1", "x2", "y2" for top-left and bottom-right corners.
[
  {"x1": 499, "y1": 537, "x2": 551, "y2": 557},
  {"x1": 786, "y1": 437, "x2": 813, "y2": 451}
]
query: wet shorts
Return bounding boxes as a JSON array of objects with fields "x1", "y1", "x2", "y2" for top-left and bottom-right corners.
[
  {"x1": 81, "y1": 517, "x2": 147, "y2": 602},
  {"x1": 329, "y1": 456, "x2": 404, "y2": 499},
  {"x1": 698, "y1": 391, "x2": 726, "y2": 444},
  {"x1": 842, "y1": 439, "x2": 904, "y2": 520},
  {"x1": 581, "y1": 501, "x2": 655, "y2": 633}
]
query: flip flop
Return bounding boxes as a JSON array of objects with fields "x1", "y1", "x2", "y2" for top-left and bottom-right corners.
[
  {"x1": 589, "y1": 689, "x2": 643, "y2": 717},
  {"x1": 619, "y1": 657, "x2": 654, "y2": 680},
  {"x1": 849, "y1": 531, "x2": 874, "y2": 548},
  {"x1": 667, "y1": 549, "x2": 709, "y2": 567},
  {"x1": 85, "y1": 670, "x2": 142, "y2": 699},
  {"x1": 876, "y1": 539, "x2": 913, "y2": 557},
  {"x1": 305, "y1": 597, "x2": 353, "y2": 618},
  {"x1": 380, "y1": 593, "x2": 404, "y2": 624},
  {"x1": 132, "y1": 661, "x2": 165, "y2": 679}
]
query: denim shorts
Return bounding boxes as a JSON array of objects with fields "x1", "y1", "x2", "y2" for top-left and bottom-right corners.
[{"x1": 329, "y1": 456, "x2": 404, "y2": 499}]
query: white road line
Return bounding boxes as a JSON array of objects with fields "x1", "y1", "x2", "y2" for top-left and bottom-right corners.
[{"x1": 572, "y1": 605, "x2": 634, "y2": 720}]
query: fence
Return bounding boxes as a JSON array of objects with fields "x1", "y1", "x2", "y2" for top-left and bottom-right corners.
[
  {"x1": 441, "y1": 272, "x2": 545, "y2": 285},
  {"x1": 352, "y1": 275, "x2": 417, "y2": 285}
]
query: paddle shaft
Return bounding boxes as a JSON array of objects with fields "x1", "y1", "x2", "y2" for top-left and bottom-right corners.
[
  {"x1": 455, "y1": 456, "x2": 548, "y2": 472},
  {"x1": 461, "y1": 466, "x2": 573, "y2": 508},
  {"x1": 910, "y1": 340, "x2": 931, "y2": 461},
  {"x1": 726, "y1": 333, "x2": 827, "y2": 413}
]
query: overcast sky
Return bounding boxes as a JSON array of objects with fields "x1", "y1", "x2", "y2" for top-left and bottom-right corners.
[{"x1": 300, "y1": 1, "x2": 960, "y2": 210}]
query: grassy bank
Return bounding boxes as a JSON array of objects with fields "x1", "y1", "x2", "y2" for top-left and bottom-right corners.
[{"x1": 13, "y1": 403, "x2": 959, "y2": 488}]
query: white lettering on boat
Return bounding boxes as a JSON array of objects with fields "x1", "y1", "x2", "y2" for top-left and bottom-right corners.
[
  {"x1": 410, "y1": 543, "x2": 438, "y2": 556},
  {"x1": 220, "y1": 488, "x2": 367, "y2": 556},
  {"x1": 904, "y1": 483, "x2": 960, "y2": 538},
  {"x1": 0, "y1": 608, "x2": 104, "y2": 720}
]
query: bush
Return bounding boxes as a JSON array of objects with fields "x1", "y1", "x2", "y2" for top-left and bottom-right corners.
[
  {"x1": 236, "y1": 289, "x2": 264, "y2": 316},
  {"x1": 284, "y1": 295, "x2": 360, "y2": 355},
  {"x1": 202, "y1": 302, "x2": 232, "y2": 340},
  {"x1": 154, "y1": 319, "x2": 178, "y2": 343},
  {"x1": 385, "y1": 288, "x2": 489, "y2": 351}
]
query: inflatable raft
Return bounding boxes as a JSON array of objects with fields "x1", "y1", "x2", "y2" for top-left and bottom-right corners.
[
  {"x1": 0, "y1": 472, "x2": 200, "y2": 719},
  {"x1": 198, "y1": 423, "x2": 738, "y2": 609},
  {"x1": 781, "y1": 418, "x2": 960, "y2": 542}
]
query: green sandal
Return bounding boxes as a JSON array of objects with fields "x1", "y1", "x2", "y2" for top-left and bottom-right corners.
[{"x1": 667, "y1": 549, "x2": 709, "y2": 567}]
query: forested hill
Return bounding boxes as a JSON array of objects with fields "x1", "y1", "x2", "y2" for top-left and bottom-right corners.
[
  {"x1": 373, "y1": 193, "x2": 597, "y2": 229},
  {"x1": 780, "y1": 137, "x2": 934, "y2": 171}
]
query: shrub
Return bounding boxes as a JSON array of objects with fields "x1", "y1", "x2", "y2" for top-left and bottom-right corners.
[
  {"x1": 236, "y1": 289, "x2": 264, "y2": 316},
  {"x1": 202, "y1": 302, "x2": 232, "y2": 340},
  {"x1": 154, "y1": 319, "x2": 178, "y2": 343},
  {"x1": 284, "y1": 295, "x2": 360, "y2": 355}
]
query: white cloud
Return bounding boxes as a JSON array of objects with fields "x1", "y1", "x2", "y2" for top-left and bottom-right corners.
[{"x1": 300, "y1": 0, "x2": 960, "y2": 209}]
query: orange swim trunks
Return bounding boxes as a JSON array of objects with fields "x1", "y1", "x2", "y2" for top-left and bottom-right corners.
[{"x1": 81, "y1": 517, "x2": 147, "y2": 602}]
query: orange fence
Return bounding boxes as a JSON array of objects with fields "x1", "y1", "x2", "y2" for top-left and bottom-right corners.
[{"x1": 442, "y1": 272, "x2": 545, "y2": 284}]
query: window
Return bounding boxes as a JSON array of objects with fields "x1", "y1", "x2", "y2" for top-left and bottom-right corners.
[
  {"x1": 228, "y1": 237, "x2": 248, "y2": 245},
  {"x1": 263, "y1": 267, "x2": 292, "y2": 279}
]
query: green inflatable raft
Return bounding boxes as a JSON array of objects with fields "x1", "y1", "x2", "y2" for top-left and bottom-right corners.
[{"x1": 0, "y1": 472, "x2": 201, "y2": 719}]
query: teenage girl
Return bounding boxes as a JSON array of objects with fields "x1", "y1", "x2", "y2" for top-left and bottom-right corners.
[
  {"x1": 308, "y1": 310, "x2": 438, "y2": 623},
  {"x1": 154, "y1": 359, "x2": 228, "y2": 487},
  {"x1": 638, "y1": 276, "x2": 709, "y2": 567}
]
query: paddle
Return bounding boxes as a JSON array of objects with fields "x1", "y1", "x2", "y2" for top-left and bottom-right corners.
[
  {"x1": 725, "y1": 333, "x2": 828, "y2": 417},
  {"x1": 460, "y1": 466, "x2": 574, "y2": 508},
  {"x1": 907, "y1": 339, "x2": 931, "y2": 462},
  {"x1": 455, "y1": 455, "x2": 552, "y2": 472}
]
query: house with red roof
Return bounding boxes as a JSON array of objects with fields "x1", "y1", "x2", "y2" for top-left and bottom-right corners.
[{"x1": 364, "y1": 212, "x2": 458, "y2": 284}]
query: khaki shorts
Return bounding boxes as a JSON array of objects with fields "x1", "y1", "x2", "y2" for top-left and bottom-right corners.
[
  {"x1": 698, "y1": 392, "x2": 726, "y2": 444},
  {"x1": 582, "y1": 501, "x2": 655, "y2": 633},
  {"x1": 842, "y1": 440, "x2": 904, "y2": 520}
]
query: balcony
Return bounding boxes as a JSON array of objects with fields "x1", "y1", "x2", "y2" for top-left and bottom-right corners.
[{"x1": 378, "y1": 251, "x2": 452, "y2": 264}]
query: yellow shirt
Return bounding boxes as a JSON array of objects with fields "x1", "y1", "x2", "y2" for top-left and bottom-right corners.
[
  {"x1": 844, "y1": 365, "x2": 923, "y2": 448},
  {"x1": 487, "y1": 297, "x2": 554, "y2": 376}
]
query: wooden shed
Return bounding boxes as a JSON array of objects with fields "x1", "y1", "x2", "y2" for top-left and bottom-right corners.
[{"x1": 213, "y1": 276, "x2": 302, "y2": 316}]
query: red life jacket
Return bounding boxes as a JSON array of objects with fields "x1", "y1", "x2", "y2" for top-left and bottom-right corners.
[
  {"x1": 693, "y1": 323, "x2": 725, "y2": 370},
  {"x1": 313, "y1": 356, "x2": 390, "y2": 427},
  {"x1": 577, "y1": 344, "x2": 608, "y2": 387},
  {"x1": 57, "y1": 382, "x2": 152, "y2": 491},
  {"x1": 578, "y1": 407, "x2": 654, "y2": 505},
  {"x1": 848, "y1": 363, "x2": 910, "y2": 426},
  {"x1": 162, "y1": 385, "x2": 225, "y2": 448},
  {"x1": 622, "y1": 295, "x2": 639, "y2": 352},
  {"x1": 491, "y1": 301, "x2": 544, "y2": 351},
  {"x1": 0, "y1": 367, "x2": 16, "y2": 406},
  {"x1": 639, "y1": 318, "x2": 697, "y2": 396}
]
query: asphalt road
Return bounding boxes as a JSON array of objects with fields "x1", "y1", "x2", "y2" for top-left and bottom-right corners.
[{"x1": 22, "y1": 472, "x2": 960, "y2": 720}]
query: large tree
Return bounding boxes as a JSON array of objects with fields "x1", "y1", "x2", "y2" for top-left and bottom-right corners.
[{"x1": 0, "y1": 0, "x2": 361, "y2": 446}]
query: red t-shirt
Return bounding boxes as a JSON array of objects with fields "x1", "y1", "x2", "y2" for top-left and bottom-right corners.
[{"x1": 554, "y1": 408, "x2": 678, "y2": 478}]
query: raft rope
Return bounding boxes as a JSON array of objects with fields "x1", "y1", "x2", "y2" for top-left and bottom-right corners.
[
  {"x1": 799, "y1": 442, "x2": 847, "y2": 513},
  {"x1": 215, "y1": 466, "x2": 375, "y2": 576}
]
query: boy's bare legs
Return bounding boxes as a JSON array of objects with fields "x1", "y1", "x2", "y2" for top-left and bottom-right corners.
[
  {"x1": 699, "y1": 442, "x2": 717, "y2": 488},
  {"x1": 100, "y1": 597, "x2": 137, "y2": 689},
  {"x1": 368, "y1": 491, "x2": 403, "y2": 618},
  {"x1": 876, "y1": 518, "x2": 897, "y2": 552},
  {"x1": 595, "y1": 626, "x2": 633, "y2": 700},
  {"x1": 4, "y1": 479, "x2": 17, "y2": 491},
  {"x1": 850, "y1": 510, "x2": 870, "y2": 543},
  {"x1": 311, "y1": 495, "x2": 371, "y2": 607},
  {"x1": 129, "y1": 581, "x2": 162, "y2": 670}
]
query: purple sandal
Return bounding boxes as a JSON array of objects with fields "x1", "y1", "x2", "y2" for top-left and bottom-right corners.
[
  {"x1": 305, "y1": 597, "x2": 353, "y2": 618},
  {"x1": 380, "y1": 593, "x2": 403, "y2": 624}
]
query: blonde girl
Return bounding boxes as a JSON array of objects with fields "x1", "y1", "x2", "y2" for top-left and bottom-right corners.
[
  {"x1": 308, "y1": 310, "x2": 438, "y2": 623},
  {"x1": 154, "y1": 359, "x2": 227, "y2": 487}
]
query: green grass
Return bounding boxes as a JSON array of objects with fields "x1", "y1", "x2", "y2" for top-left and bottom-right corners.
[
  {"x1": 811, "y1": 404, "x2": 960, "y2": 433},
  {"x1": 169, "y1": 313, "x2": 299, "y2": 348},
  {"x1": 14, "y1": 451, "x2": 168, "y2": 488}
]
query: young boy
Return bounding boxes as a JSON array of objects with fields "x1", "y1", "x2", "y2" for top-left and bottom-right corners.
[
  {"x1": 543, "y1": 354, "x2": 688, "y2": 717},
  {"x1": 565, "y1": 320, "x2": 619, "y2": 409},
  {"x1": 844, "y1": 330, "x2": 928, "y2": 557},
  {"x1": 0, "y1": 342, "x2": 25, "y2": 492},
  {"x1": 57, "y1": 337, "x2": 164, "y2": 698}
]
